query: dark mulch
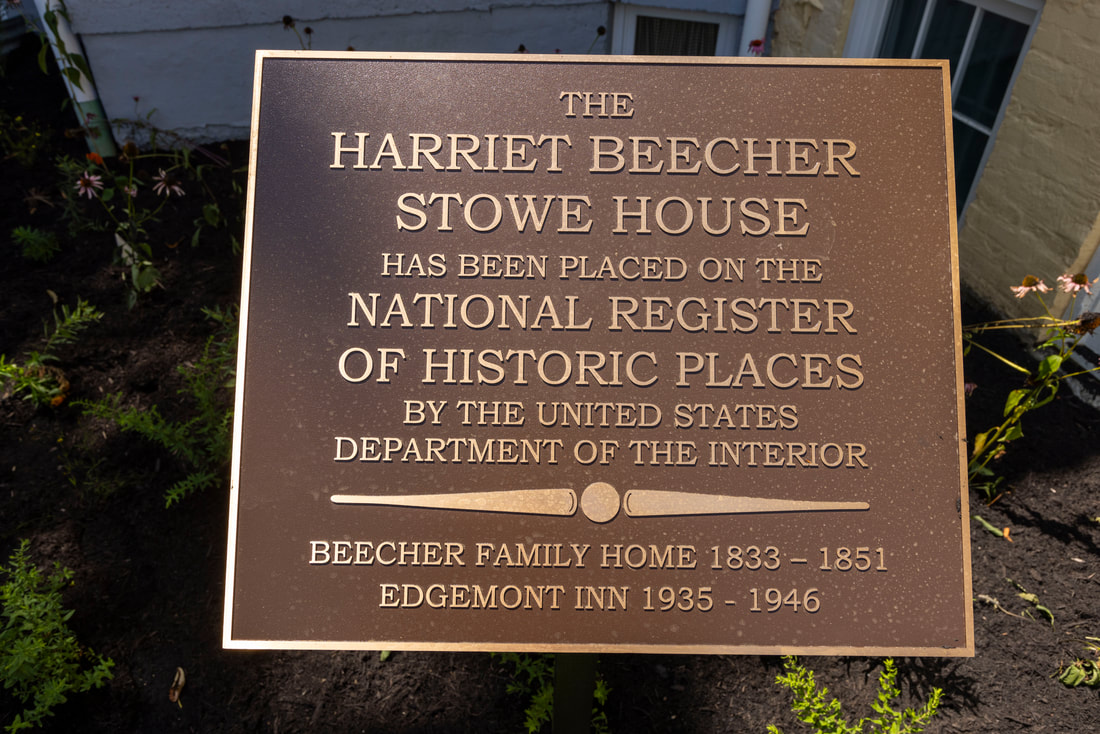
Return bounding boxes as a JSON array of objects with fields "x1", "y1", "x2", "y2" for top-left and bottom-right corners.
[{"x1": 2, "y1": 39, "x2": 1098, "y2": 733}]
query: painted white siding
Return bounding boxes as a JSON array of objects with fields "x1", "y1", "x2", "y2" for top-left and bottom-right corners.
[
  {"x1": 65, "y1": 0, "x2": 608, "y2": 33},
  {"x1": 63, "y1": 1, "x2": 614, "y2": 142}
]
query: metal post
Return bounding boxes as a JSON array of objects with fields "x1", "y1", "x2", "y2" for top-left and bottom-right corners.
[{"x1": 552, "y1": 653, "x2": 597, "y2": 734}]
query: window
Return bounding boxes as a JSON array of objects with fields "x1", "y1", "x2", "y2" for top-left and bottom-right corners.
[
  {"x1": 845, "y1": 0, "x2": 1043, "y2": 217},
  {"x1": 611, "y1": 4, "x2": 741, "y2": 56}
]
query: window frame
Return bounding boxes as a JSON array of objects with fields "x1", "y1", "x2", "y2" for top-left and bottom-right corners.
[
  {"x1": 844, "y1": 0, "x2": 1044, "y2": 219},
  {"x1": 610, "y1": 3, "x2": 742, "y2": 56}
]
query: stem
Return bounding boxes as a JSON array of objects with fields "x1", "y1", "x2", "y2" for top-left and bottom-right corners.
[
  {"x1": 1061, "y1": 366, "x2": 1100, "y2": 379},
  {"x1": 965, "y1": 284, "x2": 1095, "y2": 488},
  {"x1": 966, "y1": 318, "x2": 1076, "y2": 332},
  {"x1": 964, "y1": 338, "x2": 1031, "y2": 375},
  {"x1": 969, "y1": 419, "x2": 1008, "y2": 478},
  {"x1": 1045, "y1": 293, "x2": 1069, "y2": 351},
  {"x1": 967, "y1": 378, "x2": 1047, "y2": 479},
  {"x1": 972, "y1": 514, "x2": 1007, "y2": 539},
  {"x1": 1034, "y1": 292, "x2": 1053, "y2": 319},
  {"x1": 125, "y1": 156, "x2": 136, "y2": 225}
]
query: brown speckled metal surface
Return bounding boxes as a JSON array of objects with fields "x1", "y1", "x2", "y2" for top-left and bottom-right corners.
[{"x1": 224, "y1": 52, "x2": 971, "y2": 655}]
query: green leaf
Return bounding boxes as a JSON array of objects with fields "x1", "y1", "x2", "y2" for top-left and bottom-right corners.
[
  {"x1": 36, "y1": 43, "x2": 50, "y2": 76},
  {"x1": 1036, "y1": 334, "x2": 1061, "y2": 350},
  {"x1": 1003, "y1": 424, "x2": 1023, "y2": 443},
  {"x1": 970, "y1": 430, "x2": 991, "y2": 459},
  {"x1": 1037, "y1": 354, "x2": 1063, "y2": 379},
  {"x1": 1, "y1": 540, "x2": 113, "y2": 727},
  {"x1": 972, "y1": 514, "x2": 1007, "y2": 539},
  {"x1": 593, "y1": 678, "x2": 610, "y2": 705},
  {"x1": 1058, "y1": 661, "x2": 1099, "y2": 687},
  {"x1": 69, "y1": 53, "x2": 93, "y2": 85},
  {"x1": 62, "y1": 67, "x2": 82, "y2": 89},
  {"x1": 132, "y1": 264, "x2": 160, "y2": 293},
  {"x1": 1060, "y1": 664, "x2": 1087, "y2": 687},
  {"x1": 1031, "y1": 381, "x2": 1059, "y2": 410},
  {"x1": 1003, "y1": 389, "x2": 1027, "y2": 417}
]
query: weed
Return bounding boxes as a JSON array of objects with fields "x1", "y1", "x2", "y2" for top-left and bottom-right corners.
[
  {"x1": 281, "y1": 16, "x2": 314, "y2": 50},
  {"x1": 1, "y1": 540, "x2": 114, "y2": 732},
  {"x1": 55, "y1": 433, "x2": 129, "y2": 500},
  {"x1": 971, "y1": 514, "x2": 1010, "y2": 541},
  {"x1": 29, "y1": 2, "x2": 93, "y2": 95},
  {"x1": 191, "y1": 202, "x2": 225, "y2": 247},
  {"x1": 1059, "y1": 659, "x2": 1100, "y2": 688},
  {"x1": 11, "y1": 226, "x2": 59, "y2": 263},
  {"x1": 61, "y1": 146, "x2": 179, "y2": 305},
  {"x1": 591, "y1": 678, "x2": 611, "y2": 733},
  {"x1": 10, "y1": 0, "x2": 113, "y2": 151},
  {"x1": 965, "y1": 273, "x2": 1100, "y2": 500},
  {"x1": 53, "y1": 154, "x2": 106, "y2": 237},
  {"x1": 493, "y1": 653, "x2": 610, "y2": 734},
  {"x1": 1008, "y1": 578, "x2": 1054, "y2": 625},
  {"x1": 1059, "y1": 637, "x2": 1100, "y2": 689},
  {"x1": 496, "y1": 652, "x2": 554, "y2": 733},
  {"x1": 19, "y1": 20, "x2": 240, "y2": 307},
  {"x1": 767, "y1": 657, "x2": 941, "y2": 734},
  {"x1": 0, "y1": 297, "x2": 102, "y2": 407},
  {"x1": 0, "y1": 111, "x2": 50, "y2": 168},
  {"x1": 975, "y1": 578, "x2": 1054, "y2": 625},
  {"x1": 585, "y1": 25, "x2": 607, "y2": 53},
  {"x1": 77, "y1": 305, "x2": 237, "y2": 506},
  {"x1": 55, "y1": 123, "x2": 234, "y2": 306}
]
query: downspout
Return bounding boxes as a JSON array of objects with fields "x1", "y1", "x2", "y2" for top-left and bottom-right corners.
[
  {"x1": 739, "y1": 0, "x2": 772, "y2": 56},
  {"x1": 31, "y1": 0, "x2": 116, "y2": 156}
]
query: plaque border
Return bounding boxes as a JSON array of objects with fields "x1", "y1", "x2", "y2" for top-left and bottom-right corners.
[{"x1": 224, "y1": 51, "x2": 973, "y2": 656}]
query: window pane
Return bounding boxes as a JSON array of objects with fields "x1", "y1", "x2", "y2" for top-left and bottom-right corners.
[
  {"x1": 878, "y1": 0, "x2": 927, "y2": 58},
  {"x1": 634, "y1": 16, "x2": 718, "y2": 56},
  {"x1": 920, "y1": 0, "x2": 976, "y2": 79},
  {"x1": 955, "y1": 12, "x2": 1028, "y2": 127},
  {"x1": 952, "y1": 117, "x2": 988, "y2": 204}
]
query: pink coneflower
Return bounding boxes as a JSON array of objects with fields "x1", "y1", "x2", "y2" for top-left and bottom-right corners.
[
  {"x1": 122, "y1": 184, "x2": 138, "y2": 198},
  {"x1": 120, "y1": 140, "x2": 139, "y2": 162},
  {"x1": 1057, "y1": 273, "x2": 1093, "y2": 295},
  {"x1": 152, "y1": 168, "x2": 184, "y2": 197},
  {"x1": 748, "y1": 39, "x2": 765, "y2": 56},
  {"x1": 1009, "y1": 275, "x2": 1050, "y2": 298},
  {"x1": 75, "y1": 171, "x2": 103, "y2": 199}
]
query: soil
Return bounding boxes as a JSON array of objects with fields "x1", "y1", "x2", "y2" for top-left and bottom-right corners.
[{"x1": 2, "y1": 40, "x2": 1099, "y2": 733}]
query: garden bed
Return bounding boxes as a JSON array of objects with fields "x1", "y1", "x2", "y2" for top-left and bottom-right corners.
[{"x1": 2, "y1": 39, "x2": 1099, "y2": 732}]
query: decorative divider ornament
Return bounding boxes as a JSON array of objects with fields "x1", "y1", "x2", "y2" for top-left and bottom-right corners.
[{"x1": 331, "y1": 484, "x2": 868, "y2": 523}]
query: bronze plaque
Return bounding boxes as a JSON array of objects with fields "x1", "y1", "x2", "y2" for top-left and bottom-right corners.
[{"x1": 224, "y1": 52, "x2": 973, "y2": 655}]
